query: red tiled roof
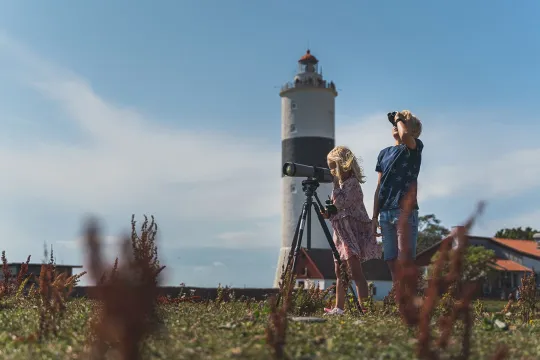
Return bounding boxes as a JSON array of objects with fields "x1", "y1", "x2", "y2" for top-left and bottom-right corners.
[
  {"x1": 491, "y1": 238, "x2": 540, "y2": 258},
  {"x1": 298, "y1": 248, "x2": 324, "y2": 279},
  {"x1": 491, "y1": 259, "x2": 533, "y2": 272},
  {"x1": 299, "y1": 49, "x2": 318, "y2": 63}
]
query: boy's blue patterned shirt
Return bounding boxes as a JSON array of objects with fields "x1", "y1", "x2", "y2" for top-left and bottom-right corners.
[{"x1": 375, "y1": 139, "x2": 424, "y2": 211}]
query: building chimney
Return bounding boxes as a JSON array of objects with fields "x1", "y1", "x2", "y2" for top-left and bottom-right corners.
[
  {"x1": 534, "y1": 233, "x2": 540, "y2": 250},
  {"x1": 450, "y1": 226, "x2": 460, "y2": 249}
]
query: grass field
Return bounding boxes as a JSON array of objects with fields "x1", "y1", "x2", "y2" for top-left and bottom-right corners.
[
  {"x1": 0, "y1": 297, "x2": 539, "y2": 360},
  {"x1": 1, "y1": 212, "x2": 539, "y2": 359}
]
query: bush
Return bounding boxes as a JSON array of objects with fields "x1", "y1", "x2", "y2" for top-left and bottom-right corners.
[
  {"x1": 290, "y1": 280, "x2": 335, "y2": 316},
  {"x1": 429, "y1": 245, "x2": 496, "y2": 283}
]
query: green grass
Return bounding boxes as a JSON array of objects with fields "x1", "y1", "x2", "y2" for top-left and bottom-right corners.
[
  {"x1": 0, "y1": 298, "x2": 539, "y2": 359},
  {"x1": 374, "y1": 300, "x2": 503, "y2": 313},
  {"x1": 481, "y1": 300, "x2": 507, "y2": 313}
]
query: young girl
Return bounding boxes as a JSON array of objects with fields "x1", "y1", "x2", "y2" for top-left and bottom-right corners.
[{"x1": 322, "y1": 146, "x2": 382, "y2": 315}]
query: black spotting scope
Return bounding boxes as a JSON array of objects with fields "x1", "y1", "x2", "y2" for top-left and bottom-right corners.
[{"x1": 282, "y1": 162, "x2": 334, "y2": 183}]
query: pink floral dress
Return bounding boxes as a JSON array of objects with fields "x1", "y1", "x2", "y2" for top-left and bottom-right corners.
[{"x1": 328, "y1": 177, "x2": 382, "y2": 262}]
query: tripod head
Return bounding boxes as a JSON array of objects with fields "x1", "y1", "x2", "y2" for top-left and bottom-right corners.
[
  {"x1": 301, "y1": 178, "x2": 337, "y2": 216},
  {"x1": 301, "y1": 178, "x2": 320, "y2": 197}
]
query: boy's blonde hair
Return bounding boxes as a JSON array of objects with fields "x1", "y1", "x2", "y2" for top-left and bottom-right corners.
[
  {"x1": 327, "y1": 146, "x2": 366, "y2": 184},
  {"x1": 399, "y1": 110, "x2": 422, "y2": 138}
]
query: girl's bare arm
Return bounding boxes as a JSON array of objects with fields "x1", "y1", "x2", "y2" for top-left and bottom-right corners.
[{"x1": 373, "y1": 172, "x2": 382, "y2": 219}]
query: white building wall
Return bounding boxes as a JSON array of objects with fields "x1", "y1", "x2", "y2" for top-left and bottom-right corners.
[
  {"x1": 521, "y1": 256, "x2": 540, "y2": 272},
  {"x1": 520, "y1": 256, "x2": 540, "y2": 285},
  {"x1": 322, "y1": 279, "x2": 336, "y2": 290},
  {"x1": 350, "y1": 280, "x2": 393, "y2": 301},
  {"x1": 280, "y1": 89, "x2": 335, "y2": 251},
  {"x1": 0, "y1": 265, "x2": 17, "y2": 281},
  {"x1": 281, "y1": 90, "x2": 335, "y2": 140},
  {"x1": 295, "y1": 278, "x2": 325, "y2": 290}
]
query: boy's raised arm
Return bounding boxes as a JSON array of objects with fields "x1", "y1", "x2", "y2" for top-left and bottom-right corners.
[{"x1": 395, "y1": 114, "x2": 417, "y2": 150}]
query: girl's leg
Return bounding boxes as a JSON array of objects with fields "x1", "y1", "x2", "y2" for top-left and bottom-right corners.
[
  {"x1": 347, "y1": 256, "x2": 369, "y2": 302},
  {"x1": 334, "y1": 261, "x2": 346, "y2": 310}
]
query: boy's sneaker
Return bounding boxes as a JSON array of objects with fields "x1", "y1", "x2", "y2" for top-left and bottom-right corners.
[{"x1": 323, "y1": 307, "x2": 344, "y2": 315}]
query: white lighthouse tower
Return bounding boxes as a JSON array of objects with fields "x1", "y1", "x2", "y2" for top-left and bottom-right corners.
[{"x1": 273, "y1": 50, "x2": 338, "y2": 288}]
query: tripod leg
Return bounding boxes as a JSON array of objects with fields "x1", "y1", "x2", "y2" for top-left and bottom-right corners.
[
  {"x1": 290, "y1": 202, "x2": 309, "y2": 279},
  {"x1": 282, "y1": 208, "x2": 302, "y2": 282},
  {"x1": 312, "y1": 202, "x2": 363, "y2": 315},
  {"x1": 307, "y1": 203, "x2": 312, "y2": 249},
  {"x1": 276, "y1": 201, "x2": 308, "y2": 308}
]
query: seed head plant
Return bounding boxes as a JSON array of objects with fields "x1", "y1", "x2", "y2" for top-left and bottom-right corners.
[
  {"x1": 516, "y1": 272, "x2": 538, "y2": 323},
  {"x1": 389, "y1": 183, "x2": 508, "y2": 359},
  {"x1": 84, "y1": 215, "x2": 165, "y2": 360}
]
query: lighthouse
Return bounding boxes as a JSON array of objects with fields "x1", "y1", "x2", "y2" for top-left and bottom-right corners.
[{"x1": 273, "y1": 50, "x2": 338, "y2": 288}]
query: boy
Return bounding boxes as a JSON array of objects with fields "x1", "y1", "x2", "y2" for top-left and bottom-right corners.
[{"x1": 372, "y1": 110, "x2": 423, "y2": 281}]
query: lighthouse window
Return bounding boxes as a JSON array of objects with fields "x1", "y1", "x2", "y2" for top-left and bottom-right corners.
[
  {"x1": 290, "y1": 124, "x2": 297, "y2": 133},
  {"x1": 290, "y1": 184, "x2": 297, "y2": 193},
  {"x1": 291, "y1": 102, "x2": 297, "y2": 110}
]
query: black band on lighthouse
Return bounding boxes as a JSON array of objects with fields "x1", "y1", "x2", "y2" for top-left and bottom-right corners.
[{"x1": 281, "y1": 136, "x2": 335, "y2": 173}]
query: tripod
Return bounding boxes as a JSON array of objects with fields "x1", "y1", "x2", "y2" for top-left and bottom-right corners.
[{"x1": 276, "y1": 178, "x2": 363, "y2": 315}]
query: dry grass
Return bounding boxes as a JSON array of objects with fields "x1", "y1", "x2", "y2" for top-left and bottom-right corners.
[
  {"x1": 0, "y1": 250, "x2": 87, "y2": 343},
  {"x1": 516, "y1": 273, "x2": 538, "y2": 323},
  {"x1": 381, "y1": 184, "x2": 513, "y2": 359},
  {"x1": 84, "y1": 215, "x2": 164, "y2": 360},
  {"x1": 265, "y1": 262, "x2": 295, "y2": 359}
]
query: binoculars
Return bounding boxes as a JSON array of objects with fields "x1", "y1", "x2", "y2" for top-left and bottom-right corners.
[{"x1": 325, "y1": 199, "x2": 338, "y2": 215}]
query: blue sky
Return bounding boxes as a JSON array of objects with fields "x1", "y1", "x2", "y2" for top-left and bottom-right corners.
[{"x1": 0, "y1": 0, "x2": 539, "y2": 287}]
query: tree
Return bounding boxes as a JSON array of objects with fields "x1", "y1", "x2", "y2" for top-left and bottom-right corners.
[
  {"x1": 429, "y1": 245, "x2": 496, "y2": 283},
  {"x1": 494, "y1": 227, "x2": 539, "y2": 240},
  {"x1": 417, "y1": 214, "x2": 450, "y2": 254}
]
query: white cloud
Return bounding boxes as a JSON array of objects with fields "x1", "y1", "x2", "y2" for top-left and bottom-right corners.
[
  {"x1": 56, "y1": 235, "x2": 120, "y2": 250},
  {"x1": 0, "y1": 32, "x2": 539, "y2": 261},
  {"x1": 193, "y1": 266, "x2": 210, "y2": 273},
  {"x1": 214, "y1": 221, "x2": 280, "y2": 249},
  {"x1": 0, "y1": 34, "x2": 281, "y2": 230}
]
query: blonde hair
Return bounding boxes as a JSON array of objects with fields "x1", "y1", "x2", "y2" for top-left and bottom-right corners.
[
  {"x1": 327, "y1": 146, "x2": 366, "y2": 184},
  {"x1": 399, "y1": 110, "x2": 422, "y2": 138}
]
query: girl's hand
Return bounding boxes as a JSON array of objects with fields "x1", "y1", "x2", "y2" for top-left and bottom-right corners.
[
  {"x1": 372, "y1": 218, "x2": 382, "y2": 237},
  {"x1": 320, "y1": 210, "x2": 329, "y2": 219}
]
